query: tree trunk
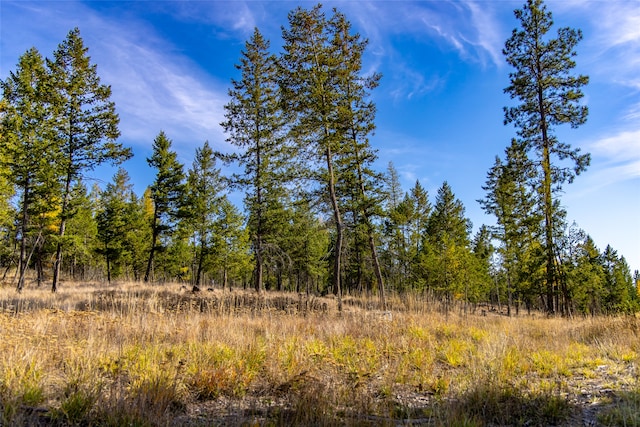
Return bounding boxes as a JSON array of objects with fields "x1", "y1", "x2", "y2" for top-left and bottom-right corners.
[
  {"x1": 52, "y1": 169, "x2": 73, "y2": 293},
  {"x1": 144, "y1": 208, "x2": 160, "y2": 282},
  {"x1": 16, "y1": 184, "x2": 30, "y2": 292},
  {"x1": 326, "y1": 146, "x2": 343, "y2": 312}
]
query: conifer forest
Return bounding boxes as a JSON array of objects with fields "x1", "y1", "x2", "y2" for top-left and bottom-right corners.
[{"x1": 1, "y1": 0, "x2": 638, "y2": 317}]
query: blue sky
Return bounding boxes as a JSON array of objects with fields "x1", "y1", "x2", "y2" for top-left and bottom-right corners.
[{"x1": 1, "y1": 1, "x2": 638, "y2": 272}]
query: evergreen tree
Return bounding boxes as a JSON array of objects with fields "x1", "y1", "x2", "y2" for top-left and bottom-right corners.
[
  {"x1": 470, "y1": 225, "x2": 494, "y2": 306},
  {"x1": 563, "y1": 230, "x2": 604, "y2": 315},
  {"x1": 287, "y1": 198, "x2": 330, "y2": 294},
  {"x1": 123, "y1": 190, "x2": 151, "y2": 281},
  {"x1": 221, "y1": 28, "x2": 287, "y2": 293},
  {"x1": 184, "y1": 141, "x2": 224, "y2": 290},
  {"x1": 144, "y1": 131, "x2": 185, "y2": 282},
  {"x1": 96, "y1": 168, "x2": 134, "y2": 283},
  {"x1": 210, "y1": 197, "x2": 251, "y2": 290},
  {"x1": 48, "y1": 28, "x2": 130, "y2": 292},
  {"x1": 425, "y1": 182, "x2": 473, "y2": 307},
  {"x1": 280, "y1": 5, "x2": 346, "y2": 307},
  {"x1": 0, "y1": 47, "x2": 59, "y2": 291},
  {"x1": 64, "y1": 181, "x2": 99, "y2": 281},
  {"x1": 408, "y1": 181, "x2": 431, "y2": 256},
  {"x1": 384, "y1": 192, "x2": 413, "y2": 291},
  {"x1": 280, "y1": 5, "x2": 379, "y2": 309},
  {"x1": 332, "y1": 10, "x2": 386, "y2": 306},
  {"x1": 383, "y1": 182, "x2": 432, "y2": 293},
  {"x1": 480, "y1": 139, "x2": 539, "y2": 315},
  {"x1": 0, "y1": 149, "x2": 14, "y2": 280},
  {"x1": 503, "y1": 0, "x2": 589, "y2": 313},
  {"x1": 601, "y1": 246, "x2": 636, "y2": 313},
  {"x1": 384, "y1": 162, "x2": 403, "y2": 212}
]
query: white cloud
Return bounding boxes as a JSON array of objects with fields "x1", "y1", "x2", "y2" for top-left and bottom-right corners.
[
  {"x1": 1, "y1": 0, "x2": 231, "y2": 155},
  {"x1": 97, "y1": 33, "x2": 228, "y2": 151},
  {"x1": 172, "y1": 1, "x2": 257, "y2": 36},
  {"x1": 566, "y1": 1, "x2": 640, "y2": 90},
  {"x1": 465, "y1": 1, "x2": 504, "y2": 68},
  {"x1": 591, "y1": 129, "x2": 640, "y2": 161},
  {"x1": 575, "y1": 128, "x2": 640, "y2": 194},
  {"x1": 337, "y1": 1, "x2": 504, "y2": 100}
]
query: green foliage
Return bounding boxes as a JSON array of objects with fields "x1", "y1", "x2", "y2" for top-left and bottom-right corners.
[
  {"x1": 144, "y1": 131, "x2": 185, "y2": 282},
  {"x1": 421, "y1": 182, "x2": 475, "y2": 304},
  {"x1": 96, "y1": 169, "x2": 139, "y2": 282},
  {"x1": 221, "y1": 28, "x2": 289, "y2": 292},
  {"x1": 0, "y1": 7, "x2": 634, "y2": 314},
  {"x1": 503, "y1": 0, "x2": 590, "y2": 313},
  {"x1": 64, "y1": 181, "x2": 99, "y2": 280},
  {"x1": 1, "y1": 47, "x2": 60, "y2": 290},
  {"x1": 480, "y1": 139, "x2": 540, "y2": 313},
  {"x1": 48, "y1": 27, "x2": 131, "y2": 291},
  {"x1": 184, "y1": 141, "x2": 226, "y2": 288},
  {"x1": 209, "y1": 197, "x2": 251, "y2": 289}
]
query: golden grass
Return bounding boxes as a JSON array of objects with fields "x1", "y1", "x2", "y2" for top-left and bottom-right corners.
[{"x1": 0, "y1": 281, "x2": 638, "y2": 426}]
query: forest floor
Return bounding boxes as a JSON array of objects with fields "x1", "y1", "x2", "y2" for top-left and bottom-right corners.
[{"x1": 0, "y1": 281, "x2": 638, "y2": 426}]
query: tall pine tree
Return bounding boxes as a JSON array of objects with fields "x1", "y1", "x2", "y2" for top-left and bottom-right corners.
[
  {"x1": 144, "y1": 131, "x2": 185, "y2": 282},
  {"x1": 503, "y1": 0, "x2": 589, "y2": 313},
  {"x1": 280, "y1": 5, "x2": 346, "y2": 308},
  {"x1": 1, "y1": 47, "x2": 60, "y2": 291},
  {"x1": 48, "y1": 28, "x2": 130, "y2": 292},
  {"x1": 184, "y1": 141, "x2": 224, "y2": 290},
  {"x1": 221, "y1": 28, "x2": 287, "y2": 293}
]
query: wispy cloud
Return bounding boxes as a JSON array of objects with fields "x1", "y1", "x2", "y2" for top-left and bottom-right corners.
[
  {"x1": 564, "y1": 1, "x2": 640, "y2": 90},
  {"x1": 1, "y1": 0, "x2": 231, "y2": 156},
  {"x1": 95, "y1": 31, "x2": 228, "y2": 152},
  {"x1": 170, "y1": 1, "x2": 257, "y2": 36},
  {"x1": 591, "y1": 129, "x2": 640, "y2": 162},
  {"x1": 337, "y1": 1, "x2": 504, "y2": 101},
  {"x1": 577, "y1": 128, "x2": 640, "y2": 194},
  {"x1": 465, "y1": 1, "x2": 505, "y2": 68}
]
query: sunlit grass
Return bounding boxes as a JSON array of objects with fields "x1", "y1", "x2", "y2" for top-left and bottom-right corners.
[{"x1": 0, "y1": 281, "x2": 638, "y2": 425}]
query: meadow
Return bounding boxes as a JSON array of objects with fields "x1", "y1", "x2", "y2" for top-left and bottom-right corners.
[{"x1": 0, "y1": 281, "x2": 638, "y2": 426}]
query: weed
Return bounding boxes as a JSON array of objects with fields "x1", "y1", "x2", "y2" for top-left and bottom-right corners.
[
  {"x1": 0, "y1": 283, "x2": 638, "y2": 425},
  {"x1": 598, "y1": 390, "x2": 640, "y2": 427}
]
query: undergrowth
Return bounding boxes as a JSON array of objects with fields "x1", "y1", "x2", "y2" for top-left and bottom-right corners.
[{"x1": 0, "y1": 281, "x2": 638, "y2": 426}]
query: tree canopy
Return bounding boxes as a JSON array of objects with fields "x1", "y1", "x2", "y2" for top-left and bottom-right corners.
[{"x1": 0, "y1": 2, "x2": 636, "y2": 314}]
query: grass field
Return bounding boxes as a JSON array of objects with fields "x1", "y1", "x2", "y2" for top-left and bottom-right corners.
[{"x1": 0, "y1": 281, "x2": 638, "y2": 426}]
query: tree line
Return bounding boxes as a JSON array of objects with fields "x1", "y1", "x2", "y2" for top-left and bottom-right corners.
[{"x1": 1, "y1": 1, "x2": 637, "y2": 315}]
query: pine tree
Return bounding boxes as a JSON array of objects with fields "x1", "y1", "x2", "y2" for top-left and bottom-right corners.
[
  {"x1": 287, "y1": 198, "x2": 330, "y2": 294},
  {"x1": 48, "y1": 28, "x2": 131, "y2": 292},
  {"x1": 144, "y1": 131, "x2": 185, "y2": 282},
  {"x1": 0, "y1": 142, "x2": 14, "y2": 280},
  {"x1": 96, "y1": 168, "x2": 135, "y2": 283},
  {"x1": 280, "y1": 5, "x2": 346, "y2": 308},
  {"x1": 384, "y1": 181, "x2": 431, "y2": 293},
  {"x1": 384, "y1": 162, "x2": 403, "y2": 212},
  {"x1": 381, "y1": 163, "x2": 408, "y2": 292},
  {"x1": 185, "y1": 141, "x2": 224, "y2": 290},
  {"x1": 503, "y1": 0, "x2": 589, "y2": 313},
  {"x1": 601, "y1": 246, "x2": 636, "y2": 313},
  {"x1": 64, "y1": 181, "x2": 99, "y2": 281},
  {"x1": 0, "y1": 47, "x2": 60, "y2": 291},
  {"x1": 122, "y1": 190, "x2": 150, "y2": 281},
  {"x1": 280, "y1": 5, "x2": 380, "y2": 309},
  {"x1": 332, "y1": 10, "x2": 386, "y2": 307},
  {"x1": 408, "y1": 181, "x2": 431, "y2": 256},
  {"x1": 470, "y1": 225, "x2": 494, "y2": 304},
  {"x1": 480, "y1": 139, "x2": 539, "y2": 315},
  {"x1": 426, "y1": 182, "x2": 473, "y2": 307},
  {"x1": 221, "y1": 28, "x2": 287, "y2": 293},
  {"x1": 562, "y1": 229, "x2": 604, "y2": 315},
  {"x1": 210, "y1": 197, "x2": 251, "y2": 290}
]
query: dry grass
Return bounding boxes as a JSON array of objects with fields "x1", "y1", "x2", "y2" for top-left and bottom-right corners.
[{"x1": 0, "y1": 281, "x2": 638, "y2": 426}]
